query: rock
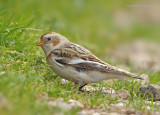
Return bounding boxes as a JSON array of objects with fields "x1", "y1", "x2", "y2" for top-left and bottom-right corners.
[
  {"x1": 68, "y1": 99, "x2": 84, "y2": 108},
  {"x1": 154, "y1": 112, "x2": 160, "y2": 115},
  {"x1": 92, "y1": 113, "x2": 100, "y2": 115},
  {"x1": 138, "y1": 84, "x2": 160, "y2": 101},
  {"x1": 79, "y1": 109, "x2": 118, "y2": 115},
  {"x1": 111, "y1": 89, "x2": 130, "y2": 100},
  {"x1": 84, "y1": 85, "x2": 115, "y2": 94},
  {"x1": 61, "y1": 78, "x2": 69, "y2": 84},
  {"x1": 48, "y1": 98, "x2": 84, "y2": 110},
  {"x1": 125, "y1": 108, "x2": 142, "y2": 115},
  {"x1": 155, "y1": 101, "x2": 160, "y2": 105},
  {"x1": 84, "y1": 86, "x2": 96, "y2": 91},
  {"x1": 111, "y1": 102, "x2": 125, "y2": 107},
  {"x1": 48, "y1": 98, "x2": 72, "y2": 110},
  {"x1": 84, "y1": 86, "x2": 129, "y2": 100},
  {"x1": 79, "y1": 107, "x2": 143, "y2": 115},
  {"x1": 101, "y1": 87, "x2": 116, "y2": 94},
  {"x1": 145, "y1": 100, "x2": 160, "y2": 106},
  {"x1": 78, "y1": 110, "x2": 87, "y2": 115}
]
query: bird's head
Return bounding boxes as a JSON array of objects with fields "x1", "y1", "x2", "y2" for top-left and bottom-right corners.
[{"x1": 37, "y1": 32, "x2": 69, "y2": 56}]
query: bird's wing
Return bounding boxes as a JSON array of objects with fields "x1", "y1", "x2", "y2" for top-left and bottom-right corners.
[
  {"x1": 51, "y1": 48, "x2": 142, "y2": 80},
  {"x1": 61, "y1": 43, "x2": 107, "y2": 65}
]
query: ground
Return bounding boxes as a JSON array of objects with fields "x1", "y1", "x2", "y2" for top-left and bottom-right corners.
[{"x1": 0, "y1": 0, "x2": 160, "y2": 115}]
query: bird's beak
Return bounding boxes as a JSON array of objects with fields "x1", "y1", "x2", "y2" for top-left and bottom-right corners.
[{"x1": 37, "y1": 40, "x2": 44, "y2": 46}]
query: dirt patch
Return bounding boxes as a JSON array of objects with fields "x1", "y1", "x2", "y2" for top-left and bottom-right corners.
[{"x1": 79, "y1": 106, "x2": 150, "y2": 115}]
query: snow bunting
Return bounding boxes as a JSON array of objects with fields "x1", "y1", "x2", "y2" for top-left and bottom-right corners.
[{"x1": 37, "y1": 32, "x2": 142, "y2": 90}]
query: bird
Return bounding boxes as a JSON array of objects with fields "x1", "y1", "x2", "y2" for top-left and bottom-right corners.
[{"x1": 37, "y1": 32, "x2": 143, "y2": 90}]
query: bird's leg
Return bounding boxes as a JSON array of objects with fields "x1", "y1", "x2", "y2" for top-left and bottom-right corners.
[{"x1": 79, "y1": 83, "x2": 87, "y2": 91}]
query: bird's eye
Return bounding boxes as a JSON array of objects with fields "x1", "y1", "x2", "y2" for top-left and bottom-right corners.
[{"x1": 48, "y1": 37, "x2": 52, "y2": 41}]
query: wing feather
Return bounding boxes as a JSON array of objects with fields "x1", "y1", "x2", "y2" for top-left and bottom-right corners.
[
  {"x1": 52, "y1": 44, "x2": 142, "y2": 80},
  {"x1": 60, "y1": 43, "x2": 106, "y2": 64}
]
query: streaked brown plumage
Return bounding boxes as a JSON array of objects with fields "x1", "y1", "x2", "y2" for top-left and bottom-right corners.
[{"x1": 37, "y1": 32, "x2": 143, "y2": 90}]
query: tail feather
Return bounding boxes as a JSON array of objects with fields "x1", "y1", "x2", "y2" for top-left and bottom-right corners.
[
  {"x1": 116, "y1": 68, "x2": 143, "y2": 80},
  {"x1": 129, "y1": 73, "x2": 143, "y2": 80}
]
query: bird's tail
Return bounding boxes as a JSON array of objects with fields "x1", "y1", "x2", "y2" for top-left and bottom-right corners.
[{"x1": 115, "y1": 68, "x2": 143, "y2": 80}]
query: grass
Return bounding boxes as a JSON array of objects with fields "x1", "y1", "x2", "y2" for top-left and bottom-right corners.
[{"x1": 0, "y1": 0, "x2": 160, "y2": 114}]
